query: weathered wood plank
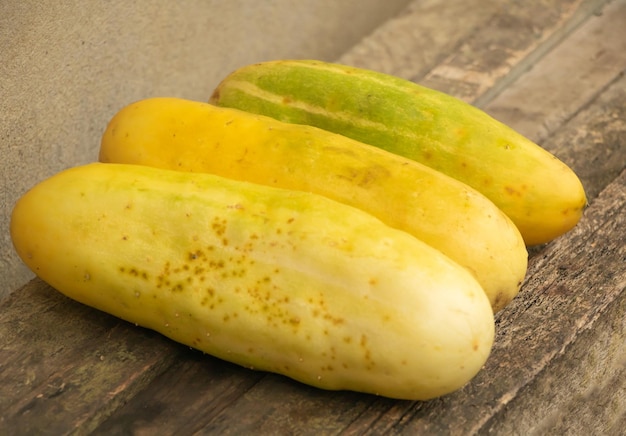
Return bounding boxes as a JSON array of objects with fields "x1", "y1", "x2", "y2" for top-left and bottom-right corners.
[
  {"x1": 337, "y1": 0, "x2": 503, "y2": 80},
  {"x1": 0, "y1": 281, "x2": 183, "y2": 435},
  {"x1": 484, "y1": 0, "x2": 626, "y2": 144},
  {"x1": 92, "y1": 353, "x2": 265, "y2": 435},
  {"x1": 544, "y1": 70, "x2": 626, "y2": 201},
  {"x1": 422, "y1": 0, "x2": 610, "y2": 104},
  {"x1": 481, "y1": 290, "x2": 626, "y2": 435}
]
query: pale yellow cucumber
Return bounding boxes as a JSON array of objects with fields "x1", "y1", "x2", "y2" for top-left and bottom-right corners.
[
  {"x1": 100, "y1": 97, "x2": 528, "y2": 312},
  {"x1": 209, "y1": 59, "x2": 588, "y2": 246},
  {"x1": 11, "y1": 163, "x2": 494, "y2": 400}
]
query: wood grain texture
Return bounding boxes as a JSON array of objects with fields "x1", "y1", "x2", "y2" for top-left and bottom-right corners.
[
  {"x1": 1, "y1": 0, "x2": 625, "y2": 434},
  {"x1": 546, "y1": 71, "x2": 626, "y2": 201},
  {"x1": 421, "y1": 0, "x2": 605, "y2": 104},
  {"x1": 337, "y1": 0, "x2": 503, "y2": 80},
  {"x1": 484, "y1": 0, "x2": 626, "y2": 143},
  {"x1": 0, "y1": 281, "x2": 182, "y2": 435}
]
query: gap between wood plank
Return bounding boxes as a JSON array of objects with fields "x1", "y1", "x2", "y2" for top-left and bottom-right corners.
[
  {"x1": 483, "y1": 0, "x2": 626, "y2": 144},
  {"x1": 473, "y1": 0, "x2": 614, "y2": 108}
]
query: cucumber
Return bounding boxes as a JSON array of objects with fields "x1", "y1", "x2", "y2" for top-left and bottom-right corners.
[
  {"x1": 100, "y1": 97, "x2": 528, "y2": 312},
  {"x1": 209, "y1": 59, "x2": 587, "y2": 246},
  {"x1": 10, "y1": 163, "x2": 494, "y2": 400}
]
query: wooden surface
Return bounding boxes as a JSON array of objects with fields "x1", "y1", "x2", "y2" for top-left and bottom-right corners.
[{"x1": 2, "y1": 0, "x2": 625, "y2": 434}]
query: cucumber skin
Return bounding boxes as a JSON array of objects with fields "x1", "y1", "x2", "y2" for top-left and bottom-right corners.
[
  {"x1": 209, "y1": 59, "x2": 587, "y2": 246},
  {"x1": 100, "y1": 97, "x2": 527, "y2": 312},
  {"x1": 10, "y1": 163, "x2": 494, "y2": 400}
]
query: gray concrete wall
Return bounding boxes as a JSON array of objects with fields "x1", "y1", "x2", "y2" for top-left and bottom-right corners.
[{"x1": 1, "y1": 0, "x2": 411, "y2": 300}]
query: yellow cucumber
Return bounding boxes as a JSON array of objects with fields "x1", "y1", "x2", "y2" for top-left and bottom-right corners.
[
  {"x1": 209, "y1": 59, "x2": 588, "y2": 246},
  {"x1": 11, "y1": 163, "x2": 494, "y2": 400},
  {"x1": 100, "y1": 97, "x2": 528, "y2": 312}
]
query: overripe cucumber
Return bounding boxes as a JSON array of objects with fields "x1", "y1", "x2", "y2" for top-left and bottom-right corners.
[{"x1": 11, "y1": 163, "x2": 494, "y2": 400}]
